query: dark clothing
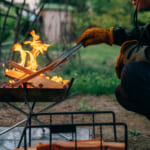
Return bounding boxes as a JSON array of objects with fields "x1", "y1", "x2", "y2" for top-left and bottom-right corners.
[
  {"x1": 115, "y1": 61, "x2": 150, "y2": 120},
  {"x1": 114, "y1": 22, "x2": 150, "y2": 119},
  {"x1": 113, "y1": 23, "x2": 150, "y2": 45}
]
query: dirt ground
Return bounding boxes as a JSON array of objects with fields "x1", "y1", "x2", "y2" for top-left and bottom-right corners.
[{"x1": 0, "y1": 95, "x2": 150, "y2": 150}]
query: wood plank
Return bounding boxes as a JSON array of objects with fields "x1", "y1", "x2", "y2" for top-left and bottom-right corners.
[
  {"x1": 9, "y1": 61, "x2": 47, "y2": 79},
  {"x1": 5, "y1": 70, "x2": 64, "y2": 88},
  {"x1": 5, "y1": 70, "x2": 27, "y2": 79},
  {"x1": 9, "y1": 58, "x2": 61, "y2": 87},
  {"x1": 28, "y1": 76, "x2": 64, "y2": 89},
  {"x1": 36, "y1": 139, "x2": 125, "y2": 150},
  {"x1": 9, "y1": 61, "x2": 33, "y2": 74}
]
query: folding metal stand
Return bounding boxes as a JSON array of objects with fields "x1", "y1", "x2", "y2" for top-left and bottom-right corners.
[{"x1": 0, "y1": 78, "x2": 74, "y2": 148}]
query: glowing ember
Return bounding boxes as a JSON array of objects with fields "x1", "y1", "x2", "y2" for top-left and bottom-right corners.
[{"x1": 51, "y1": 76, "x2": 69, "y2": 84}]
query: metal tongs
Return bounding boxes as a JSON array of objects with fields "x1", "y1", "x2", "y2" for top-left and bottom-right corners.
[{"x1": 49, "y1": 42, "x2": 83, "y2": 71}]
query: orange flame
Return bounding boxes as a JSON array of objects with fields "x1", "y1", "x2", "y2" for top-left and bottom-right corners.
[{"x1": 13, "y1": 30, "x2": 52, "y2": 71}]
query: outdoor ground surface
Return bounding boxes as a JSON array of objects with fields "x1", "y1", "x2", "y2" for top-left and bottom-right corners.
[{"x1": 0, "y1": 95, "x2": 150, "y2": 150}]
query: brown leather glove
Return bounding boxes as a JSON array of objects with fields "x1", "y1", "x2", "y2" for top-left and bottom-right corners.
[{"x1": 76, "y1": 27, "x2": 114, "y2": 47}]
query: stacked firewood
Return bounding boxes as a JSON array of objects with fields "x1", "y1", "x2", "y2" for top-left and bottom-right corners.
[{"x1": 5, "y1": 61, "x2": 68, "y2": 89}]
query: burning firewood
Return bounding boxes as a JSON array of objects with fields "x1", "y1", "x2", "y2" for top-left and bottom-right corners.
[
  {"x1": 4, "y1": 30, "x2": 69, "y2": 89},
  {"x1": 5, "y1": 70, "x2": 64, "y2": 89},
  {"x1": 8, "y1": 59, "x2": 66, "y2": 88},
  {"x1": 5, "y1": 69, "x2": 28, "y2": 80},
  {"x1": 9, "y1": 61, "x2": 34, "y2": 74},
  {"x1": 5, "y1": 61, "x2": 68, "y2": 88}
]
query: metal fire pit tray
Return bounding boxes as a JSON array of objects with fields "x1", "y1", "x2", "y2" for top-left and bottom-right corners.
[
  {"x1": 0, "y1": 79, "x2": 74, "y2": 102},
  {"x1": 0, "y1": 88, "x2": 65, "y2": 102}
]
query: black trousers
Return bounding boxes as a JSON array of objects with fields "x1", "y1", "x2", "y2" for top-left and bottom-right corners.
[{"x1": 115, "y1": 61, "x2": 150, "y2": 120}]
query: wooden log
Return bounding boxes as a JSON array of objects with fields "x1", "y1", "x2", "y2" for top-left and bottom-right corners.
[
  {"x1": 9, "y1": 61, "x2": 47, "y2": 78},
  {"x1": 5, "y1": 70, "x2": 27, "y2": 79},
  {"x1": 5, "y1": 70, "x2": 63, "y2": 88},
  {"x1": 28, "y1": 76, "x2": 64, "y2": 89},
  {"x1": 9, "y1": 61, "x2": 33, "y2": 74},
  {"x1": 10, "y1": 58, "x2": 63, "y2": 88},
  {"x1": 5, "y1": 69, "x2": 64, "y2": 89},
  {"x1": 35, "y1": 139, "x2": 125, "y2": 150}
]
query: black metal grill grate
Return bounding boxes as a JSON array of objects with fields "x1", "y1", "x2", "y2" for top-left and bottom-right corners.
[{"x1": 23, "y1": 111, "x2": 128, "y2": 150}]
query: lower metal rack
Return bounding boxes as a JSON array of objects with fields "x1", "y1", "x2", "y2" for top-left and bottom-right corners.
[{"x1": 22, "y1": 111, "x2": 128, "y2": 150}]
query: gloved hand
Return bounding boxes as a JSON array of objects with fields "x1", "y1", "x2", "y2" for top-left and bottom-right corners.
[{"x1": 76, "y1": 27, "x2": 114, "y2": 47}]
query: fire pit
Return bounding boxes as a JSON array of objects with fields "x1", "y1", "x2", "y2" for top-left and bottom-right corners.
[
  {"x1": 0, "y1": 30, "x2": 78, "y2": 148},
  {"x1": 0, "y1": 31, "x2": 77, "y2": 102},
  {"x1": 0, "y1": 82, "x2": 73, "y2": 102}
]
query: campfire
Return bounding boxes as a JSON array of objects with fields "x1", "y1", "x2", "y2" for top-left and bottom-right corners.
[{"x1": 3, "y1": 30, "x2": 69, "y2": 89}]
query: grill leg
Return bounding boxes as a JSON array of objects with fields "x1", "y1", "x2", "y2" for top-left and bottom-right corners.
[
  {"x1": 17, "y1": 120, "x2": 28, "y2": 148},
  {"x1": 17, "y1": 102, "x2": 36, "y2": 148}
]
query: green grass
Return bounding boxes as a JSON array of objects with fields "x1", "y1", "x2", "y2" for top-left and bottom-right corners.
[{"x1": 54, "y1": 44, "x2": 121, "y2": 96}]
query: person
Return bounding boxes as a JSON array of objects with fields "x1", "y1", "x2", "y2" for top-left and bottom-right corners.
[{"x1": 77, "y1": 0, "x2": 150, "y2": 120}]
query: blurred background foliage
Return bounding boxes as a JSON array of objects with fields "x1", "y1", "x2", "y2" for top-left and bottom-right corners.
[
  {"x1": 41, "y1": 0, "x2": 150, "y2": 96},
  {"x1": 43, "y1": 0, "x2": 149, "y2": 38},
  {"x1": 1, "y1": 0, "x2": 150, "y2": 45}
]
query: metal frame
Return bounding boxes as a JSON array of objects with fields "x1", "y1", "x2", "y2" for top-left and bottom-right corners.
[
  {"x1": 31, "y1": 111, "x2": 118, "y2": 141},
  {"x1": 0, "y1": 79, "x2": 74, "y2": 148},
  {"x1": 24, "y1": 111, "x2": 128, "y2": 150}
]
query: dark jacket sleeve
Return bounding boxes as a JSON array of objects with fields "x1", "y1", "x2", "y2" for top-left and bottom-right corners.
[{"x1": 113, "y1": 26, "x2": 149, "y2": 45}]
